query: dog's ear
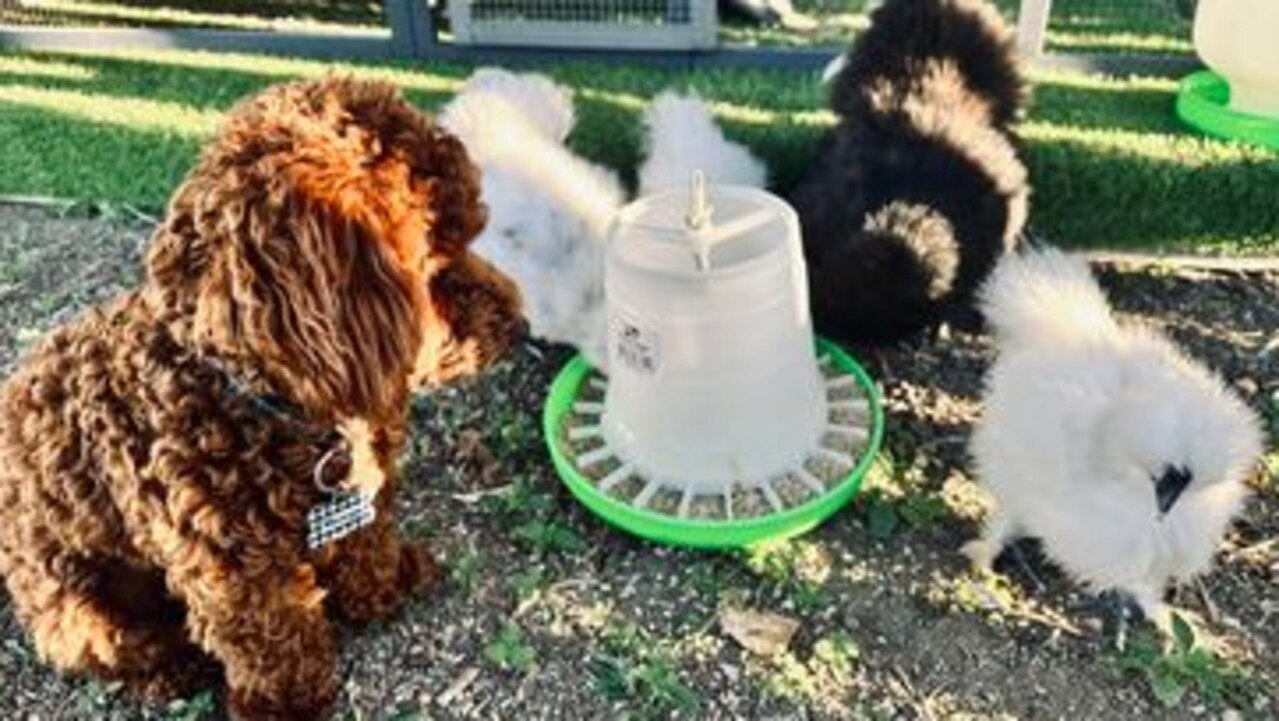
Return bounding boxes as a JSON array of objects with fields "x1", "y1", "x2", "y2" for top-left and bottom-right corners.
[
  {"x1": 146, "y1": 76, "x2": 501, "y2": 417},
  {"x1": 232, "y1": 192, "x2": 422, "y2": 421},
  {"x1": 147, "y1": 162, "x2": 427, "y2": 422}
]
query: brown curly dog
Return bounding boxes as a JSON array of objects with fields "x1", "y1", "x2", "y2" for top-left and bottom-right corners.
[{"x1": 0, "y1": 77, "x2": 522, "y2": 720}]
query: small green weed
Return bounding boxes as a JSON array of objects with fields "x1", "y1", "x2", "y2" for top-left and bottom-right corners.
[
  {"x1": 1108, "y1": 615, "x2": 1264, "y2": 711},
  {"x1": 812, "y1": 633, "x2": 861, "y2": 677},
  {"x1": 512, "y1": 519, "x2": 586, "y2": 555},
  {"x1": 481, "y1": 476, "x2": 556, "y2": 519},
  {"x1": 480, "y1": 475, "x2": 587, "y2": 556},
  {"x1": 399, "y1": 515, "x2": 433, "y2": 542},
  {"x1": 864, "y1": 490, "x2": 899, "y2": 540},
  {"x1": 448, "y1": 547, "x2": 483, "y2": 596},
  {"x1": 742, "y1": 540, "x2": 832, "y2": 613},
  {"x1": 859, "y1": 486, "x2": 949, "y2": 542},
  {"x1": 385, "y1": 703, "x2": 424, "y2": 721},
  {"x1": 591, "y1": 655, "x2": 701, "y2": 720},
  {"x1": 508, "y1": 567, "x2": 548, "y2": 602},
  {"x1": 753, "y1": 632, "x2": 860, "y2": 715},
  {"x1": 77, "y1": 679, "x2": 120, "y2": 714},
  {"x1": 681, "y1": 558, "x2": 728, "y2": 599},
  {"x1": 590, "y1": 624, "x2": 701, "y2": 720},
  {"x1": 161, "y1": 691, "x2": 217, "y2": 721},
  {"x1": 491, "y1": 412, "x2": 539, "y2": 456},
  {"x1": 484, "y1": 621, "x2": 538, "y2": 674}
]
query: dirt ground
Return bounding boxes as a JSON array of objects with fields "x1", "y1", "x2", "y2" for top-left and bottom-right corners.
[{"x1": 0, "y1": 203, "x2": 1275, "y2": 721}]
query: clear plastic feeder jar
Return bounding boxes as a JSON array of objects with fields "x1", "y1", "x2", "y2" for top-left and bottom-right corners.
[{"x1": 601, "y1": 184, "x2": 827, "y2": 494}]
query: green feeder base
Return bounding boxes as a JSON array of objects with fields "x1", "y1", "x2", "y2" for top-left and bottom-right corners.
[
  {"x1": 543, "y1": 338, "x2": 884, "y2": 549},
  {"x1": 1176, "y1": 70, "x2": 1279, "y2": 151}
]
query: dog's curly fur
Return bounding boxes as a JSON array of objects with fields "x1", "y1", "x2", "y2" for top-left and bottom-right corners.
[
  {"x1": 0, "y1": 77, "x2": 522, "y2": 720},
  {"x1": 791, "y1": 0, "x2": 1030, "y2": 343}
]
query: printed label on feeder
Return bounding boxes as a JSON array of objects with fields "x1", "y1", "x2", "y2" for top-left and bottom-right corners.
[{"x1": 612, "y1": 315, "x2": 661, "y2": 375}]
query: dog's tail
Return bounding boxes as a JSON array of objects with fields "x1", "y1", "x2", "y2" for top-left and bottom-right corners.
[
  {"x1": 830, "y1": 0, "x2": 1025, "y2": 128},
  {"x1": 979, "y1": 247, "x2": 1118, "y2": 349},
  {"x1": 638, "y1": 92, "x2": 767, "y2": 197}
]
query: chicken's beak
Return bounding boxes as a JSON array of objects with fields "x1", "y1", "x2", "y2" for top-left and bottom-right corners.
[{"x1": 1154, "y1": 465, "x2": 1193, "y2": 516}]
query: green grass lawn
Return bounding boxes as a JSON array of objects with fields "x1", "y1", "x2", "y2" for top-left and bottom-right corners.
[{"x1": 0, "y1": 48, "x2": 1276, "y2": 254}]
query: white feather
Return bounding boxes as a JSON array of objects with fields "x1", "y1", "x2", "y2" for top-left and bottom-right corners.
[
  {"x1": 638, "y1": 92, "x2": 768, "y2": 196},
  {"x1": 969, "y1": 248, "x2": 1263, "y2": 626}
]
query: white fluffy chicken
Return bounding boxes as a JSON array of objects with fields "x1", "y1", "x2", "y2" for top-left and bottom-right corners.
[
  {"x1": 965, "y1": 248, "x2": 1263, "y2": 634},
  {"x1": 440, "y1": 69, "x2": 624, "y2": 367},
  {"x1": 440, "y1": 69, "x2": 766, "y2": 368}
]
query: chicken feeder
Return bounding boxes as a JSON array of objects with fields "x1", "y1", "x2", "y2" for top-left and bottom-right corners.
[
  {"x1": 544, "y1": 175, "x2": 883, "y2": 548},
  {"x1": 1176, "y1": 0, "x2": 1279, "y2": 150}
]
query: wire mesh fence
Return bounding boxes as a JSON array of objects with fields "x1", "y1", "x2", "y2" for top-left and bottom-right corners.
[
  {"x1": 448, "y1": 0, "x2": 716, "y2": 49},
  {"x1": 463, "y1": 0, "x2": 693, "y2": 24}
]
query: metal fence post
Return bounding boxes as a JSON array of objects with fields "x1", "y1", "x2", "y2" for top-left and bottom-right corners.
[
  {"x1": 384, "y1": 0, "x2": 434, "y2": 58},
  {"x1": 1016, "y1": 0, "x2": 1052, "y2": 58}
]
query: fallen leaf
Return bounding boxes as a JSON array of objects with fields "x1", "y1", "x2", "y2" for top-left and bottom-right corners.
[{"x1": 719, "y1": 607, "x2": 800, "y2": 657}]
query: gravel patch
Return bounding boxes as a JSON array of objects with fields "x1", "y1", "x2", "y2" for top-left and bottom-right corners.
[{"x1": 0, "y1": 204, "x2": 1275, "y2": 720}]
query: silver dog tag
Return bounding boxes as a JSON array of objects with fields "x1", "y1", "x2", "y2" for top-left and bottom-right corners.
[{"x1": 306, "y1": 492, "x2": 376, "y2": 550}]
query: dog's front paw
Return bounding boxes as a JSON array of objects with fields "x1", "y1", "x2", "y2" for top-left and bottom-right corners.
[
  {"x1": 227, "y1": 678, "x2": 338, "y2": 721},
  {"x1": 127, "y1": 648, "x2": 220, "y2": 703},
  {"x1": 398, "y1": 541, "x2": 441, "y2": 595},
  {"x1": 326, "y1": 540, "x2": 439, "y2": 623}
]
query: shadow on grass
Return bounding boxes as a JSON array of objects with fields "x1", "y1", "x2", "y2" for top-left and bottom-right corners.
[
  {"x1": 84, "y1": 0, "x2": 386, "y2": 24},
  {"x1": 0, "y1": 49, "x2": 1275, "y2": 252},
  {"x1": 0, "y1": 0, "x2": 384, "y2": 29}
]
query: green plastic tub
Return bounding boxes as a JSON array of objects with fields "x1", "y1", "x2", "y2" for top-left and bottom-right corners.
[
  {"x1": 543, "y1": 338, "x2": 883, "y2": 549},
  {"x1": 1177, "y1": 70, "x2": 1279, "y2": 151}
]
